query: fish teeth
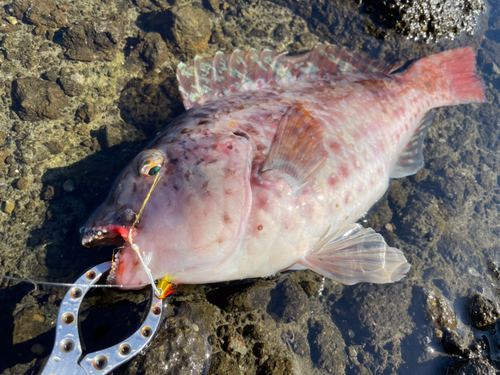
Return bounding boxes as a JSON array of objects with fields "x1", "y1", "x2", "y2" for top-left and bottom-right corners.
[{"x1": 81, "y1": 226, "x2": 108, "y2": 244}]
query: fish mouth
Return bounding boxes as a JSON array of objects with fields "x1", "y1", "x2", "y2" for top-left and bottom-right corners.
[{"x1": 81, "y1": 224, "x2": 129, "y2": 248}]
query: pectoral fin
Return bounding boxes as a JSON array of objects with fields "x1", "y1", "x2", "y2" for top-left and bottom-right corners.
[
  {"x1": 390, "y1": 110, "x2": 434, "y2": 178},
  {"x1": 297, "y1": 224, "x2": 410, "y2": 285},
  {"x1": 260, "y1": 106, "x2": 326, "y2": 191}
]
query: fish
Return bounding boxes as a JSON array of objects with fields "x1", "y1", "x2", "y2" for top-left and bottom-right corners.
[{"x1": 81, "y1": 44, "x2": 485, "y2": 290}]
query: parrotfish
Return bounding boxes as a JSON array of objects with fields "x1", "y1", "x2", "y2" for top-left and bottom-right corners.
[{"x1": 81, "y1": 45, "x2": 485, "y2": 289}]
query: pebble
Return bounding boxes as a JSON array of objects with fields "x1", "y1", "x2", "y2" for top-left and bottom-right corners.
[
  {"x1": 5, "y1": 16, "x2": 17, "y2": 25},
  {"x1": 227, "y1": 336, "x2": 247, "y2": 356},
  {"x1": 16, "y1": 177, "x2": 29, "y2": 190},
  {"x1": 43, "y1": 185, "x2": 55, "y2": 201},
  {"x1": 63, "y1": 179, "x2": 75, "y2": 192},
  {"x1": 469, "y1": 294, "x2": 500, "y2": 329},
  {"x1": 31, "y1": 343, "x2": 44, "y2": 355},
  {"x1": 2, "y1": 200, "x2": 15, "y2": 214},
  {"x1": 426, "y1": 290, "x2": 457, "y2": 330},
  {"x1": 441, "y1": 329, "x2": 466, "y2": 356}
]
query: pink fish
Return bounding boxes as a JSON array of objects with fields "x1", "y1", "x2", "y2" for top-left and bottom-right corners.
[{"x1": 81, "y1": 45, "x2": 485, "y2": 290}]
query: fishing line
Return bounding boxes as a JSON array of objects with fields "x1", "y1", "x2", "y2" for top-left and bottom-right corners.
[
  {"x1": 0, "y1": 274, "x2": 147, "y2": 289},
  {"x1": 126, "y1": 171, "x2": 169, "y2": 298},
  {"x1": 0, "y1": 171, "x2": 176, "y2": 296}
]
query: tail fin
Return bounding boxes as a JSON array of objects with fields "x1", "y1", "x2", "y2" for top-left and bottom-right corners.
[{"x1": 405, "y1": 47, "x2": 485, "y2": 105}]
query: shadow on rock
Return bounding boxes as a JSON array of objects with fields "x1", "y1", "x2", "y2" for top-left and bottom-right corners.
[
  {"x1": 26, "y1": 138, "x2": 148, "y2": 282},
  {"x1": 118, "y1": 72, "x2": 184, "y2": 137},
  {"x1": 0, "y1": 282, "x2": 52, "y2": 373}
]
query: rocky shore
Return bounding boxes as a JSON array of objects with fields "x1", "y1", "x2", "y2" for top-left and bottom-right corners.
[{"x1": 0, "y1": 0, "x2": 498, "y2": 374}]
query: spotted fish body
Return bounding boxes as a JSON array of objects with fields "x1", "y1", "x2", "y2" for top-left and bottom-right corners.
[{"x1": 82, "y1": 45, "x2": 485, "y2": 288}]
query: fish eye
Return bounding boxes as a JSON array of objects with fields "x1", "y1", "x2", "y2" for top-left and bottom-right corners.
[
  {"x1": 135, "y1": 149, "x2": 165, "y2": 178},
  {"x1": 148, "y1": 165, "x2": 161, "y2": 176}
]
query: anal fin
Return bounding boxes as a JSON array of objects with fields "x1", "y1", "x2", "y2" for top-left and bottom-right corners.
[
  {"x1": 297, "y1": 224, "x2": 410, "y2": 285},
  {"x1": 390, "y1": 110, "x2": 434, "y2": 178},
  {"x1": 260, "y1": 106, "x2": 325, "y2": 191}
]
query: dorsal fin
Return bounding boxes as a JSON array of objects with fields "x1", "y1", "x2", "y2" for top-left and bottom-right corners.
[
  {"x1": 390, "y1": 110, "x2": 435, "y2": 178},
  {"x1": 260, "y1": 106, "x2": 325, "y2": 191},
  {"x1": 177, "y1": 44, "x2": 404, "y2": 109}
]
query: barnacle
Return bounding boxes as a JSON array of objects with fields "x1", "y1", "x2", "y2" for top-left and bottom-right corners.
[{"x1": 364, "y1": 0, "x2": 486, "y2": 42}]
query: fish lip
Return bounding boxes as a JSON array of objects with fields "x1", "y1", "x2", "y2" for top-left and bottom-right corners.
[{"x1": 81, "y1": 224, "x2": 128, "y2": 247}]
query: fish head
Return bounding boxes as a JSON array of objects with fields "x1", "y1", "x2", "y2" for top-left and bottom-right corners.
[
  {"x1": 81, "y1": 148, "x2": 166, "y2": 248},
  {"x1": 82, "y1": 132, "x2": 253, "y2": 287}
]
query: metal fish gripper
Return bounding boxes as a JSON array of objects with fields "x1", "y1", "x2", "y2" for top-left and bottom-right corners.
[{"x1": 41, "y1": 261, "x2": 164, "y2": 375}]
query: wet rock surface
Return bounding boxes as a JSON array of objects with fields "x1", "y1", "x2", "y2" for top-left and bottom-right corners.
[
  {"x1": 12, "y1": 78, "x2": 68, "y2": 121},
  {"x1": 0, "y1": 0, "x2": 499, "y2": 374},
  {"x1": 8, "y1": 0, "x2": 68, "y2": 29},
  {"x1": 447, "y1": 358, "x2": 496, "y2": 375},
  {"x1": 469, "y1": 294, "x2": 500, "y2": 329},
  {"x1": 362, "y1": 0, "x2": 486, "y2": 42},
  {"x1": 62, "y1": 15, "x2": 126, "y2": 61},
  {"x1": 441, "y1": 329, "x2": 467, "y2": 357},
  {"x1": 426, "y1": 289, "x2": 458, "y2": 330}
]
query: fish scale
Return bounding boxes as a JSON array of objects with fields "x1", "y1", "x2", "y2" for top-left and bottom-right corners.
[{"x1": 82, "y1": 45, "x2": 485, "y2": 289}]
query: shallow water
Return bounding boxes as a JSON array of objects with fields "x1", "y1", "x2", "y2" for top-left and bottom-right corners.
[{"x1": 0, "y1": 0, "x2": 499, "y2": 374}]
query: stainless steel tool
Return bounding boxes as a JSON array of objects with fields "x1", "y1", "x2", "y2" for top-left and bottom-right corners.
[{"x1": 42, "y1": 261, "x2": 164, "y2": 375}]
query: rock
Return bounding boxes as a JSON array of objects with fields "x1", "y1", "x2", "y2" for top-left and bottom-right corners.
[
  {"x1": 43, "y1": 185, "x2": 55, "y2": 201},
  {"x1": 2, "y1": 359, "x2": 37, "y2": 375},
  {"x1": 75, "y1": 103, "x2": 96, "y2": 123},
  {"x1": 308, "y1": 315, "x2": 347, "y2": 372},
  {"x1": 118, "y1": 305, "x2": 215, "y2": 375},
  {"x1": 118, "y1": 74, "x2": 178, "y2": 136},
  {"x1": 132, "y1": 0, "x2": 171, "y2": 13},
  {"x1": 62, "y1": 15, "x2": 126, "y2": 61},
  {"x1": 30, "y1": 343, "x2": 44, "y2": 355},
  {"x1": 6, "y1": 16, "x2": 17, "y2": 25},
  {"x1": 441, "y1": 330, "x2": 467, "y2": 356},
  {"x1": 139, "y1": 32, "x2": 171, "y2": 69},
  {"x1": 102, "y1": 124, "x2": 122, "y2": 148},
  {"x1": 13, "y1": 305, "x2": 53, "y2": 344},
  {"x1": 260, "y1": 356, "x2": 294, "y2": 375},
  {"x1": 469, "y1": 294, "x2": 500, "y2": 329},
  {"x1": 426, "y1": 290, "x2": 458, "y2": 330},
  {"x1": 8, "y1": 0, "x2": 68, "y2": 28},
  {"x1": 273, "y1": 24, "x2": 289, "y2": 42},
  {"x1": 204, "y1": 0, "x2": 220, "y2": 13},
  {"x1": 227, "y1": 336, "x2": 247, "y2": 355},
  {"x1": 43, "y1": 68, "x2": 60, "y2": 82},
  {"x1": 206, "y1": 352, "x2": 239, "y2": 374},
  {"x1": 0, "y1": 21, "x2": 18, "y2": 33},
  {"x1": 63, "y1": 180, "x2": 75, "y2": 192},
  {"x1": 16, "y1": 177, "x2": 29, "y2": 190},
  {"x1": 446, "y1": 358, "x2": 496, "y2": 375},
  {"x1": 267, "y1": 277, "x2": 308, "y2": 323},
  {"x1": 363, "y1": 0, "x2": 486, "y2": 42},
  {"x1": 12, "y1": 78, "x2": 68, "y2": 121},
  {"x1": 150, "y1": 5, "x2": 212, "y2": 57},
  {"x1": 226, "y1": 280, "x2": 274, "y2": 312},
  {"x1": 57, "y1": 77, "x2": 85, "y2": 97},
  {"x1": 45, "y1": 140, "x2": 64, "y2": 155},
  {"x1": 2, "y1": 200, "x2": 15, "y2": 214}
]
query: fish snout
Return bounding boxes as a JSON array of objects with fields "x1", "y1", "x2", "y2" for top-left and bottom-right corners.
[{"x1": 115, "y1": 208, "x2": 137, "y2": 227}]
